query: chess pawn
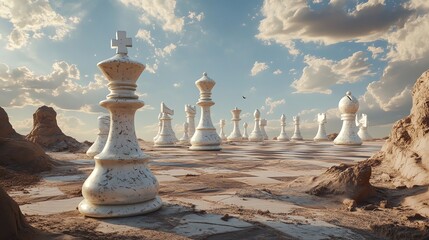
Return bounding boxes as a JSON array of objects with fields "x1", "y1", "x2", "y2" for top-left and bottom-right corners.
[
  {"x1": 249, "y1": 109, "x2": 264, "y2": 142},
  {"x1": 185, "y1": 104, "x2": 196, "y2": 137},
  {"x1": 154, "y1": 102, "x2": 178, "y2": 147},
  {"x1": 218, "y1": 119, "x2": 227, "y2": 141},
  {"x1": 277, "y1": 114, "x2": 289, "y2": 142},
  {"x1": 227, "y1": 107, "x2": 242, "y2": 141},
  {"x1": 242, "y1": 122, "x2": 249, "y2": 140},
  {"x1": 260, "y1": 119, "x2": 269, "y2": 140},
  {"x1": 86, "y1": 115, "x2": 110, "y2": 157},
  {"x1": 356, "y1": 113, "x2": 373, "y2": 141},
  {"x1": 79, "y1": 31, "x2": 161, "y2": 218},
  {"x1": 153, "y1": 113, "x2": 162, "y2": 142},
  {"x1": 179, "y1": 122, "x2": 190, "y2": 145},
  {"x1": 189, "y1": 72, "x2": 222, "y2": 151},
  {"x1": 291, "y1": 116, "x2": 303, "y2": 141},
  {"x1": 314, "y1": 113, "x2": 328, "y2": 141},
  {"x1": 334, "y1": 91, "x2": 362, "y2": 145}
]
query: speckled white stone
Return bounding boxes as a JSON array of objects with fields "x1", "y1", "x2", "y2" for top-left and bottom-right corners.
[
  {"x1": 260, "y1": 119, "x2": 269, "y2": 140},
  {"x1": 277, "y1": 114, "x2": 289, "y2": 142},
  {"x1": 249, "y1": 109, "x2": 264, "y2": 142},
  {"x1": 219, "y1": 119, "x2": 227, "y2": 141},
  {"x1": 189, "y1": 73, "x2": 222, "y2": 151},
  {"x1": 227, "y1": 107, "x2": 242, "y2": 142},
  {"x1": 154, "y1": 102, "x2": 178, "y2": 147},
  {"x1": 242, "y1": 122, "x2": 249, "y2": 140},
  {"x1": 185, "y1": 105, "x2": 196, "y2": 137},
  {"x1": 179, "y1": 122, "x2": 190, "y2": 145},
  {"x1": 356, "y1": 113, "x2": 373, "y2": 141},
  {"x1": 79, "y1": 31, "x2": 161, "y2": 218},
  {"x1": 314, "y1": 113, "x2": 328, "y2": 142},
  {"x1": 291, "y1": 116, "x2": 303, "y2": 141},
  {"x1": 334, "y1": 91, "x2": 362, "y2": 145},
  {"x1": 153, "y1": 113, "x2": 162, "y2": 142},
  {"x1": 86, "y1": 115, "x2": 110, "y2": 157}
]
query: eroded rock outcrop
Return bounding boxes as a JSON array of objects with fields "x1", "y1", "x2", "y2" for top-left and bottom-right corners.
[
  {"x1": 306, "y1": 162, "x2": 375, "y2": 203},
  {"x1": 0, "y1": 107, "x2": 22, "y2": 139},
  {"x1": 26, "y1": 106, "x2": 83, "y2": 152}
]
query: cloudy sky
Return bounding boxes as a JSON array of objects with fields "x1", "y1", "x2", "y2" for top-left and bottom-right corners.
[{"x1": 1, "y1": 0, "x2": 428, "y2": 141}]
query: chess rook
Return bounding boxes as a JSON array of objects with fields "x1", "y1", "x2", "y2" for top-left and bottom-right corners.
[
  {"x1": 260, "y1": 118, "x2": 269, "y2": 140},
  {"x1": 249, "y1": 109, "x2": 264, "y2": 142},
  {"x1": 314, "y1": 113, "x2": 328, "y2": 141},
  {"x1": 291, "y1": 116, "x2": 303, "y2": 141},
  {"x1": 79, "y1": 31, "x2": 161, "y2": 218},
  {"x1": 86, "y1": 115, "x2": 110, "y2": 157},
  {"x1": 334, "y1": 91, "x2": 362, "y2": 145},
  {"x1": 189, "y1": 72, "x2": 222, "y2": 151},
  {"x1": 227, "y1": 107, "x2": 243, "y2": 142},
  {"x1": 277, "y1": 114, "x2": 289, "y2": 142},
  {"x1": 185, "y1": 104, "x2": 196, "y2": 137}
]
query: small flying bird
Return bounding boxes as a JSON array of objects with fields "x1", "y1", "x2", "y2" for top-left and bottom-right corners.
[{"x1": 242, "y1": 96, "x2": 246, "y2": 99}]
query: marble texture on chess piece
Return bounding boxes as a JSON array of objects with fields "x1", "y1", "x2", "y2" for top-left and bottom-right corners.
[
  {"x1": 277, "y1": 114, "x2": 289, "y2": 142},
  {"x1": 153, "y1": 113, "x2": 162, "y2": 142},
  {"x1": 242, "y1": 122, "x2": 249, "y2": 140},
  {"x1": 185, "y1": 105, "x2": 196, "y2": 137},
  {"x1": 260, "y1": 118, "x2": 269, "y2": 140},
  {"x1": 86, "y1": 115, "x2": 110, "y2": 157},
  {"x1": 291, "y1": 116, "x2": 303, "y2": 141},
  {"x1": 334, "y1": 91, "x2": 362, "y2": 145},
  {"x1": 314, "y1": 113, "x2": 329, "y2": 142},
  {"x1": 356, "y1": 114, "x2": 373, "y2": 141},
  {"x1": 249, "y1": 109, "x2": 264, "y2": 142},
  {"x1": 78, "y1": 31, "x2": 161, "y2": 218},
  {"x1": 219, "y1": 119, "x2": 227, "y2": 141},
  {"x1": 227, "y1": 107, "x2": 243, "y2": 142},
  {"x1": 179, "y1": 122, "x2": 190, "y2": 145},
  {"x1": 189, "y1": 73, "x2": 222, "y2": 151},
  {"x1": 154, "y1": 102, "x2": 178, "y2": 147}
]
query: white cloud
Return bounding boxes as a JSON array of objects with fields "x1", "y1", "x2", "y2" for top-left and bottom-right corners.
[
  {"x1": 135, "y1": 29, "x2": 154, "y2": 47},
  {"x1": 0, "y1": 0, "x2": 80, "y2": 50},
  {"x1": 145, "y1": 63, "x2": 158, "y2": 74},
  {"x1": 256, "y1": 0, "x2": 412, "y2": 54},
  {"x1": 173, "y1": 82, "x2": 181, "y2": 88},
  {"x1": 273, "y1": 69, "x2": 282, "y2": 75},
  {"x1": 264, "y1": 97, "x2": 285, "y2": 115},
  {"x1": 250, "y1": 61, "x2": 269, "y2": 76},
  {"x1": 367, "y1": 46, "x2": 384, "y2": 59},
  {"x1": 291, "y1": 51, "x2": 373, "y2": 94},
  {"x1": 119, "y1": 0, "x2": 184, "y2": 33},
  {"x1": 188, "y1": 11, "x2": 204, "y2": 22},
  {"x1": 155, "y1": 43, "x2": 177, "y2": 58}
]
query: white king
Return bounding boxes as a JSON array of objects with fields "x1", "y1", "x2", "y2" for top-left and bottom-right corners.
[{"x1": 79, "y1": 31, "x2": 162, "y2": 218}]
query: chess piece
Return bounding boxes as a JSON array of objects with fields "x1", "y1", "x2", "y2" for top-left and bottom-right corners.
[
  {"x1": 189, "y1": 73, "x2": 222, "y2": 151},
  {"x1": 154, "y1": 102, "x2": 178, "y2": 147},
  {"x1": 334, "y1": 91, "x2": 362, "y2": 145},
  {"x1": 314, "y1": 113, "x2": 328, "y2": 141},
  {"x1": 277, "y1": 114, "x2": 289, "y2": 142},
  {"x1": 227, "y1": 107, "x2": 242, "y2": 141},
  {"x1": 179, "y1": 122, "x2": 190, "y2": 145},
  {"x1": 153, "y1": 113, "x2": 162, "y2": 142},
  {"x1": 185, "y1": 104, "x2": 196, "y2": 137},
  {"x1": 260, "y1": 118, "x2": 269, "y2": 140},
  {"x1": 219, "y1": 119, "x2": 227, "y2": 141},
  {"x1": 249, "y1": 109, "x2": 264, "y2": 142},
  {"x1": 242, "y1": 122, "x2": 249, "y2": 140},
  {"x1": 86, "y1": 115, "x2": 110, "y2": 157},
  {"x1": 79, "y1": 31, "x2": 161, "y2": 218},
  {"x1": 356, "y1": 113, "x2": 373, "y2": 141},
  {"x1": 291, "y1": 116, "x2": 303, "y2": 141}
]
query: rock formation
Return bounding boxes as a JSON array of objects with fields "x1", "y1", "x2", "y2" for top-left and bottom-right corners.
[
  {"x1": 26, "y1": 106, "x2": 83, "y2": 152},
  {"x1": 0, "y1": 107, "x2": 22, "y2": 139},
  {"x1": 306, "y1": 162, "x2": 375, "y2": 203}
]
